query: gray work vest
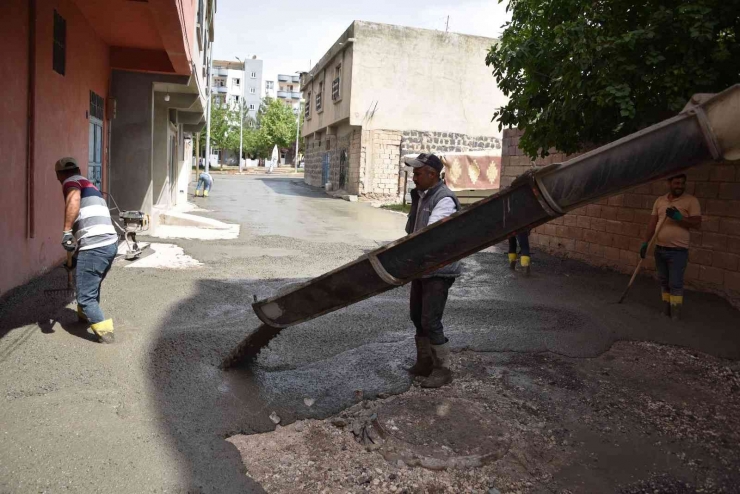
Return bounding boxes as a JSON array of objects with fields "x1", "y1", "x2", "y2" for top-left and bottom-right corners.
[{"x1": 405, "y1": 181, "x2": 462, "y2": 278}]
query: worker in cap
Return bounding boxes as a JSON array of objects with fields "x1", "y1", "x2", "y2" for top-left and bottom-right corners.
[
  {"x1": 403, "y1": 153, "x2": 461, "y2": 388},
  {"x1": 55, "y1": 157, "x2": 118, "y2": 343}
]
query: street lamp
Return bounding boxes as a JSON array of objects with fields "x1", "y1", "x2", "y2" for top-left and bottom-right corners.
[
  {"x1": 293, "y1": 99, "x2": 304, "y2": 172},
  {"x1": 235, "y1": 56, "x2": 246, "y2": 173}
]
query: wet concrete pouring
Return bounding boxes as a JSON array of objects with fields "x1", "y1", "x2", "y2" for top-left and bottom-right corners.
[{"x1": 1, "y1": 174, "x2": 739, "y2": 493}]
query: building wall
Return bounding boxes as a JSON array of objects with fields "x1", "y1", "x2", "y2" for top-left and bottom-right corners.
[
  {"x1": 400, "y1": 131, "x2": 501, "y2": 156},
  {"x1": 244, "y1": 58, "x2": 263, "y2": 116},
  {"x1": 350, "y1": 22, "x2": 506, "y2": 137},
  {"x1": 1, "y1": 0, "x2": 110, "y2": 296},
  {"x1": 501, "y1": 128, "x2": 740, "y2": 306}
]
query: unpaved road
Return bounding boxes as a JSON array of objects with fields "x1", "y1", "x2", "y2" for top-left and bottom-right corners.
[{"x1": 1, "y1": 175, "x2": 738, "y2": 493}]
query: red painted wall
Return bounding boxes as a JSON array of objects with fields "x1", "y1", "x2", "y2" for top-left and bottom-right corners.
[{"x1": 0, "y1": 0, "x2": 110, "y2": 296}]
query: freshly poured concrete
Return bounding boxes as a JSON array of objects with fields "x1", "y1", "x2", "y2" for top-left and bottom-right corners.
[{"x1": 1, "y1": 174, "x2": 738, "y2": 493}]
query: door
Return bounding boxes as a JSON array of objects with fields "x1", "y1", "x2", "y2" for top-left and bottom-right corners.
[
  {"x1": 322, "y1": 153, "x2": 330, "y2": 185},
  {"x1": 88, "y1": 91, "x2": 104, "y2": 188},
  {"x1": 339, "y1": 149, "x2": 348, "y2": 189},
  {"x1": 88, "y1": 118, "x2": 103, "y2": 188}
]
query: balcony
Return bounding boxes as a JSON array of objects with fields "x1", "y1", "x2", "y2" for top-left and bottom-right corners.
[
  {"x1": 277, "y1": 75, "x2": 290, "y2": 82},
  {"x1": 276, "y1": 91, "x2": 290, "y2": 99},
  {"x1": 291, "y1": 92, "x2": 301, "y2": 99},
  {"x1": 217, "y1": 68, "x2": 229, "y2": 76},
  {"x1": 212, "y1": 86, "x2": 228, "y2": 93}
]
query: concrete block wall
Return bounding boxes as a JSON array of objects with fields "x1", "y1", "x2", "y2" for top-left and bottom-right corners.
[
  {"x1": 304, "y1": 135, "x2": 323, "y2": 187},
  {"x1": 359, "y1": 130, "x2": 402, "y2": 197},
  {"x1": 501, "y1": 128, "x2": 740, "y2": 305},
  {"x1": 400, "y1": 130, "x2": 502, "y2": 157}
]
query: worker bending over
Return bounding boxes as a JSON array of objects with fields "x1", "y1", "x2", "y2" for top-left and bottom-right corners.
[
  {"x1": 55, "y1": 158, "x2": 118, "y2": 343},
  {"x1": 195, "y1": 172, "x2": 213, "y2": 197},
  {"x1": 404, "y1": 153, "x2": 461, "y2": 388}
]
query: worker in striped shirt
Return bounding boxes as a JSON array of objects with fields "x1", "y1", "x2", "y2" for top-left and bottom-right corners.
[{"x1": 55, "y1": 158, "x2": 118, "y2": 343}]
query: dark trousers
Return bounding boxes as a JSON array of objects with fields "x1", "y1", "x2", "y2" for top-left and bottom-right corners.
[
  {"x1": 508, "y1": 232, "x2": 530, "y2": 256},
  {"x1": 409, "y1": 277, "x2": 455, "y2": 345},
  {"x1": 654, "y1": 246, "x2": 689, "y2": 297},
  {"x1": 76, "y1": 243, "x2": 117, "y2": 324}
]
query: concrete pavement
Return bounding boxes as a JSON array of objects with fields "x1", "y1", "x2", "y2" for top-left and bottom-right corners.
[{"x1": 1, "y1": 174, "x2": 738, "y2": 493}]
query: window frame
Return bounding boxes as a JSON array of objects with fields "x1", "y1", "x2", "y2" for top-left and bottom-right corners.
[
  {"x1": 53, "y1": 10, "x2": 66, "y2": 76},
  {"x1": 332, "y1": 63, "x2": 342, "y2": 102}
]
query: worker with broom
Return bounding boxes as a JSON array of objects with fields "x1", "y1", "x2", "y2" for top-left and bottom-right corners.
[
  {"x1": 640, "y1": 173, "x2": 702, "y2": 320},
  {"x1": 55, "y1": 158, "x2": 118, "y2": 343}
]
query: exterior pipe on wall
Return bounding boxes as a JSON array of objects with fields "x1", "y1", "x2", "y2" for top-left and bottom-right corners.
[{"x1": 26, "y1": 0, "x2": 36, "y2": 238}]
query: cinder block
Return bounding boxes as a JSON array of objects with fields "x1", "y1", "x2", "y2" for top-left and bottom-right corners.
[
  {"x1": 713, "y1": 252, "x2": 739, "y2": 271},
  {"x1": 616, "y1": 209, "x2": 635, "y2": 222},
  {"x1": 699, "y1": 265, "x2": 724, "y2": 285},
  {"x1": 710, "y1": 165, "x2": 736, "y2": 182},
  {"x1": 720, "y1": 217, "x2": 740, "y2": 235},
  {"x1": 622, "y1": 223, "x2": 641, "y2": 238},
  {"x1": 586, "y1": 205, "x2": 602, "y2": 218},
  {"x1": 685, "y1": 263, "x2": 700, "y2": 281},
  {"x1": 606, "y1": 220, "x2": 622, "y2": 235},
  {"x1": 703, "y1": 232, "x2": 728, "y2": 250},
  {"x1": 589, "y1": 242, "x2": 605, "y2": 257},
  {"x1": 565, "y1": 227, "x2": 583, "y2": 240},
  {"x1": 576, "y1": 216, "x2": 591, "y2": 229},
  {"x1": 689, "y1": 248, "x2": 713, "y2": 266},
  {"x1": 620, "y1": 249, "x2": 638, "y2": 264},
  {"x1": 564, "y1": 215, "x2": 578, "y2": 227},
  {"x1": 719, "y1": 183, "x2": 740, "y2": 200},
  {"x1": 623, "y1": 194, "x2": 643, "y2": 209},
  {"x1": 693, "y1": 182, "x2": 719, "y2": 198},
  {"x1": 612, "y1": 235, "x2": 630, "y2": 250},
  {"x1": 608, "y1": 194, "x2": 624, "y2": 207},
  {"x1": 591, "y1": 218, "x2": 607, "y2": 232},
  {"x1": 725, "y1": 271, "x2": 740, "y2": 292},
  {"x1": 601, "y1": 206, "x2": 618, "y2": 221}
]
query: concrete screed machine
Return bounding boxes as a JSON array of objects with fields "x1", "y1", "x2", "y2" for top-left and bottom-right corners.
[{"x1": 222, "y1": 85, "x2": 740, "y2": 368}]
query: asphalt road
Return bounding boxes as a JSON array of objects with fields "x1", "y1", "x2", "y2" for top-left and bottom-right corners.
[{"x1": 1, "y1": 174, "x2": 738, "y2": 493}]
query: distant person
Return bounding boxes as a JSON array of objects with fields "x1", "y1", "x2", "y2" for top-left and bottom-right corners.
[
  {"x1": 195, "y1": 171, "x2": 213, "y2": 197},
  {"x1": 403, "y1": 153, "x2": 461, "y2": 388},
  {"x1": 640, "y1": 174, "x2": 701, "y2": 320},
  {"x1": 55, "y1": 157, "x2": 117, "y2": 343},
  {"x1": 508, "y1": 231, "x2": 531, "y2": 275},
  {"x1": 268, "y1": 145, "x2": 278, "y2": 174}
]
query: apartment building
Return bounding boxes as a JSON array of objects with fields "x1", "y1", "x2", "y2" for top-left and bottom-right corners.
[
  {"x1": 277, "y1": 74, "x2": 302, "y2": 110},
  {"x1": 212, "y1": 57, "x2": 263, "y2": 118},
  {"x1": 265, "y1": 80, "x2": 275, "y2": 98},
  {"x1": 2, "y1": 0, "x2": 214, "y2": 295},
  {"x1": 300, "y1": 21, "x2": 507, "y2": 196}
]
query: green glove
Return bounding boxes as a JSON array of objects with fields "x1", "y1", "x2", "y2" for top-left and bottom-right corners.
[
  {"x1": 666, "y1": 206, "x2": 683, "y2": 222},
  {"x1": 639, "y1": 242, "x2": 648, "y2": 259}
]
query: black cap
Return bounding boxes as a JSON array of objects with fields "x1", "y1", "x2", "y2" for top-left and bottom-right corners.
[{"x1": 403, "y1": 153, "x2": 444, "y2": 173}]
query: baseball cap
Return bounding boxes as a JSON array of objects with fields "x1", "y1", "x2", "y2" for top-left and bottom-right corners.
[
  {"x1": 403, "y1": 153, "x2": 444, "y2": 173},
  {"x1": 54, "y1": 157, "x2": 80, "y2": 172}
]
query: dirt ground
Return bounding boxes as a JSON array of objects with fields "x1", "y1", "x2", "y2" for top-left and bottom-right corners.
[{"x1": 229, "y1": 341, "x2": 740, "y2": 493}]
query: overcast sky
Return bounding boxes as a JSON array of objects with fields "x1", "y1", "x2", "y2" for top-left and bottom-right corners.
[{"x1": 213, "y1": 0, "x2": 511, "y2": 95}]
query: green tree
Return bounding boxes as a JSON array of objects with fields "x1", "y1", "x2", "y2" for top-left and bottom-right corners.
[
  {"x1": 257, "y1": 97, "x2": 298, "y2": 151},
  {"x1": 198, "y1": 96, "x2": 239, "y2": 155},
  {"x1": 486, "y1": 0, "x2": 740, "y2": 158}
]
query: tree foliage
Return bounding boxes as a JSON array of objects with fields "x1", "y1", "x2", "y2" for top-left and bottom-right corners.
[
  {"x1": 486, "y1": 0, "x2": 740, "y2": 158},
  {"x1": 199, "y1": 97, "x2": 299, "y2": 161}
]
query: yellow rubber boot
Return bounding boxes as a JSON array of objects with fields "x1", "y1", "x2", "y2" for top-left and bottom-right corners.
[
  {"x1": 508, "y1": 253, "x2": 517, "y2": 270},
  {"x1": 91, "y1": 319, "x2": 115, "y2": 344},
  {"x1": 195, "y1": 190, "x2": 202, "y2": 197},
  {"x1": 661, "y1": 292, "x2": 671, "y2": 317},
  {"x1": 203, "y1": 190, "x2": 209, "y2": 197},
  {"x1": 77, "y1": 305, "x2": 88, "y2": 323},
  {"x1": 669, "y1": 295, "x2": 683, "y2": 321},
  {"x1": 520, "y1": 255, "x2": 531, "y2": 276}
]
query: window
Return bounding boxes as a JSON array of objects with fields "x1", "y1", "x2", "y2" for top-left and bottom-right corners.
[
  {"x1": 288, "y1": 84, "x2": 293, "y2": 91},
  {"x1": 316, "y1": 82, "x2": 323, "y2": 112},
  {"x1": 250, "y1": 87, "x2": 256, "y2": 94},
  {"x1": 234, "y1": 95, "x2": 240, "y2": 103},
  {"x1": 216, "y1": 78, "x2": 226, "y2": 87},
  {"x1": 266, "y1": 81, "x2": 274, "y2": 89},
  {"x1": 53, "y1": 10, "x2": 66, "y2": 75},
  {"x1": 305, "y1": 92, "x2": 311, "y2": 118},
  {"x1": 233, "y1": 78, "x2": 240, "y2": 87},
  {"x1": 251, "y1": 72, "x2": 257, "y2": 78},
  {"x1": 332, "y1": 64, "x2": 341, "y2": 101},
  {"x1": 89, "y1": 91, "x2": 104, "y2": 120},
  {"x1": 249, "y1": 104, "x2": 255, "y2": 110}
]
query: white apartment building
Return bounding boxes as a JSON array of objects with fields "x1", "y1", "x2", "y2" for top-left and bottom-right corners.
[
  {"x1": 212, "y1": 57, "x2": 263, "y2": 118},
  {"x1": 265, "y1": 80, "x2": 275, "y2": 98}
]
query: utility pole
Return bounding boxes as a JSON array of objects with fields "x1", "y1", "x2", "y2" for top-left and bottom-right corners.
[
  {"x1": 204, "y1": 42, "x2": 214, "y2": 174},
  {"x1": 445, "y1": 15, "x2": 449, "y2": 33},
  {"x1": 294, "y1": 101, "x2": 301, "y2": 172},
  {"x1": 236, "y1": 56, "x2": 245, "y2": 173}
]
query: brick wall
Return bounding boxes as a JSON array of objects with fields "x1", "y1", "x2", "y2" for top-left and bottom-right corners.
[
  {"x1": 501, "y1": 128, "x2": 740, "y2": 306},
  {"x1": 304, "y1": 135, "x2": 324, "y2": 187},
  {"x1": 359, "y1": 130, "x2": 403, "y2": 197}
]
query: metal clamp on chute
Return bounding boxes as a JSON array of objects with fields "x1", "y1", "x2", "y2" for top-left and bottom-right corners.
[{"x1": 511, "y1": 164, "x2": 565, "y2": 218}]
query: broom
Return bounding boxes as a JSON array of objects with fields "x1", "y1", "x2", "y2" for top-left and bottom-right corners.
[{"x1": 45, "y1": 251, "x2": 76, "y2": 297}]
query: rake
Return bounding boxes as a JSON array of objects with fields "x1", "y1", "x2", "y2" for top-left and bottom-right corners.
[{"x1": 44, "y1": 252, "x2": 76, "y2": 298}]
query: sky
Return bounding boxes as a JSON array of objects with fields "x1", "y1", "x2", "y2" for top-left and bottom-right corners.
[{"x1": 212, "y1": 0, "x2": 511, "y2": 96}]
